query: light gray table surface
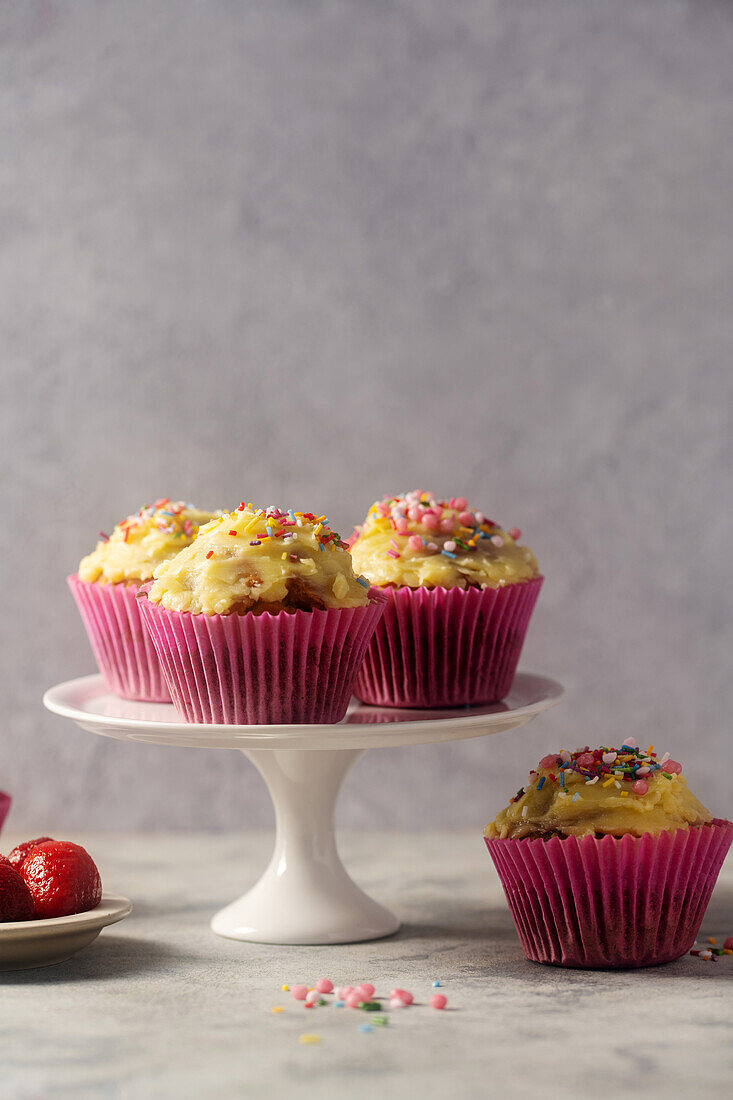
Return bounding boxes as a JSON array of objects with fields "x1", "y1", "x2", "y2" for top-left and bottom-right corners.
[{"x1": 1, "y1": 831, "x2": 731, "y2": 1100}]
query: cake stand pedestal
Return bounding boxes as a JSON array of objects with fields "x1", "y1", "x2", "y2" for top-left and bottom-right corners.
[{"x1": 43, "y1": 672, "x2": 562, "y2": 945}]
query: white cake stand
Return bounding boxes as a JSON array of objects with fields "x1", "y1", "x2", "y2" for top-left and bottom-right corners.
[{"x1": 43, "y1": 672, "x2": 563, "y2": 946}]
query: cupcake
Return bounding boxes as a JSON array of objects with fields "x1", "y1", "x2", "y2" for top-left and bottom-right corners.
[
  {"x1": 138, "y1": 503, "x2": 387, "y2": 724},
  {"x1": 68, "y1": 499, "x2": 217, "y2": 701},
  {"x1": 484, "y1": 740, "x2": 732, "y2": 968},
  {"x1": 350, "y1": 490, "x2": 542, "y2": 707}
]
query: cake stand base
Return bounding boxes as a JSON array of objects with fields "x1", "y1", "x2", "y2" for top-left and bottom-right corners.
[{"x1": 211, "y1": 748, "x2": 400, "y2": 944}]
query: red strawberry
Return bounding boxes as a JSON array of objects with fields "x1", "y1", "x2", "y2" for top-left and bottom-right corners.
[
  {"x1": 0, "y1": 859, "x2": 35, "y2": 921},
  {"x1": 20, "y1": 841, "x2": 102, "y2": 919},
  {"x1": 7, "y1": 836, "x2": 54, "y2": 871}
]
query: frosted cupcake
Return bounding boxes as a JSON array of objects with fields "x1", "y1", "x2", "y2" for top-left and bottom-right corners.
[
  {"x1": 68, "y1": 500, "x2": 217, "y2": 701},
  {"x1": 484, "y1": 740, "x2": 732, "y2": 968},
  {"x1": 138, "y1": 504, "x2": 387, "y2": 724},
  {"x1": 350, "y1": 491, "x2": 542, "y2": 707}
]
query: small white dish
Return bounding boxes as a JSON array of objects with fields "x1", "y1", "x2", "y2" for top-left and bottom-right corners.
[{"x1": 0, "y1": 894, "x2": 132, "y2": 971}]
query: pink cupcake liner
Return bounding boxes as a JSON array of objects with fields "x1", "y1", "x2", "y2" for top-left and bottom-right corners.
[
  {"x1": 0, "y1": 791, "x2": 11, "y2": 835},
  {"x1": 67, "y1": 574, "x2": 170, "y2": 702},
  {"x1": 354, "y1": 577, "x2": 543, "y2": 708},
  {"x1": 485, "y1": 819, "x2": 733, "y2": 969},
  {"x1": 138, "y1": 590, "x2": 388, "y2": 724}
]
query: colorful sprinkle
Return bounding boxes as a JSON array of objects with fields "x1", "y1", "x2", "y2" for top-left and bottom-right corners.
[
  {"x1": 535, "y1": 744, "x2": 683, "y2": 790},
  {"x1": 390, "y1": 989, "x2": 413, "y2": 1005}
]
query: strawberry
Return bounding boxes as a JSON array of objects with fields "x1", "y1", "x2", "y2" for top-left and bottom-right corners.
[
  {"x1": 7, "y1": 836, "x2": 54, "y2": 871},
  {"x1": 0, "y1": 858, "x2": 35, "y2": 921},
  {"x1": 20, "y1": 841, "x2": 102, "y2": 919}
]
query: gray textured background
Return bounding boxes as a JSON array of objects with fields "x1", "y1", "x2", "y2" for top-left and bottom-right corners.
[{"x1": 1, "y1": 0, "x2": 732, "y2": 832}]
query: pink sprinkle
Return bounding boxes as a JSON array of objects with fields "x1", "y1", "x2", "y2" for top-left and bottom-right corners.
[
  {"x1": 291, "y1": 985, "x2": 308, "y2": 1001},
  {"x1": 427, "y1": 541, "x2": 438, "y2": 551},
  {"x1": 443, "y1": 540, "x2": 457, "y2": 552},
  {"x1": 377, "y1": 502, "x2": 390, "y2": 517},
  {"x1": 458, "y1": 511, "x2": 474, "y2": 527},
  {"x1": 665, "y1": 760, "x2": 682, "y2": 774},
  {"x1": 335, "y1": 986, "x2": 353, "y2": 1000},
  {"x1": 490, "y1": 535, "x2": 504, "y2": 547},
  {"x1": 390, "y1": 538, "x2": 400, "y2": 549},
  {"x1": 423, "y1": 513, "x2": 439, "y2": 532},
  {"x1": 355, "y1": 983, "x2": 375, "y2": 999},
  {"x1": 315, "y1": 979, "x2": 333, "y2": 994},
  {"x1": 440, "y1": 517, "x2": 455, "y2": 534},
  {"x1": 408, "y1": 506, "x2": 423, "y2": 522},
  {"x1": 577, "y1": 752, "x2": 595, "y2": 767},
  {"x1": 724, "y1": 937, "x2": 733, "y2": 950},
  {"x1": 395, "y1": 517, "x2": 409, "y2": 534},
  {"x1": 539, "y1": 754, "x2": 558, "y2": 770},
  {"x1": 602, "y1": 752, "x2": 617, "y2": 764},
  {"x1": 508, "y1": 527, "x2": 522, "y2": 540},
  {"x1": 633, "y1": 780, "x2": 649, "y2": 795},
  {"x1": 624, "y1": 736, "x2": 637, "y2": 748},
  {"x1": 453, "y1": 497, "x2": 467, "y2": 511},
  {"x1": 386, "y1": 549, "x2": 400, "y2": 559},
  {"x1": 408, "y1": 535, "x2": 423, "y2": 551},
  {"x1": 635, "y1": 766, "x2": 650, "y2": 777},
  {"x1": 345, "y1": 993, "x2": 363, "y2": 1009},
  {"x1": 390, "y1": 988, "x2": 413, "y2": 1005},
  {"x1": 429, "y1": 993, "x2": 448, "y2": 1010}
]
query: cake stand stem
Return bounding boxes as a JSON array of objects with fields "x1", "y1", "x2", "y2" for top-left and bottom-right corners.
[{"x1": 210, "y1": 747, "x2": 401, "y2": 945}]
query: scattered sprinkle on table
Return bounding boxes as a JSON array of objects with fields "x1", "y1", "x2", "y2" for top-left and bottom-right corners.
[{"x1": 299, "y1": 1034, "x2": 321, "y2": 1045}]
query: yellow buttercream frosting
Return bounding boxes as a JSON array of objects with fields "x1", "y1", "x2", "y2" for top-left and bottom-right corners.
[
  {"x1": 350, "y1": 491, "x2": 539, "y2": 589},
  {"x1": 147, "y1": 504, "x2": 371, "y2": 616},
  {"x1": 484, "y1": 743, "x2": 713, "y2": 840},
  {"x1": 78, "y1": 500, "x2": 218, "y2": 585}
]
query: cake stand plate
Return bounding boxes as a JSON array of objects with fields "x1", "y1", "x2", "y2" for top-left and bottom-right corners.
[{"x1": 44, "y1": 672, "x2": 562, "y2": 945}]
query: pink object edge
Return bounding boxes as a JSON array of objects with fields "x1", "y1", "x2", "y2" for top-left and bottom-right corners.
[
  {"x1": 0, "y1": 791, "x2": 11, "y2": 835},
  {"x1": 354, "y1": 577, "x2": 543, "y2": 708},
  {"x1": 484, "y1": 819, "x2": 733, "y2": 969},
  {"x1": 67, "y1": 574, "x2": 170, "y2": 702},
  {"x1": 138, "y1": 589, "x2": 388, "y2": 725}
]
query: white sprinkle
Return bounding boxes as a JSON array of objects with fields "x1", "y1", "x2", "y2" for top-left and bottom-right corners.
[
  {"x1": 521, "y1": 805, "x2": 529, "y2": 818},
  {"x1": 586, "y1": 776, "x2": 599, "y2": 785}
]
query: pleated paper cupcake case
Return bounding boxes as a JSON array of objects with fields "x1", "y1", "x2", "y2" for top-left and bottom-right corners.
[
  {"x1": 485, "y1": 820, "x2": 733, "y2": 968},
  {"x1": 138, "y1": 590, "x2": 387, "y2": 725},
  {"x1": 67, "y1": 574, "x2": 169, "y2": 702},
  {"x1": 355, "y1": 577, "x2": 543, "y2": 708}
]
